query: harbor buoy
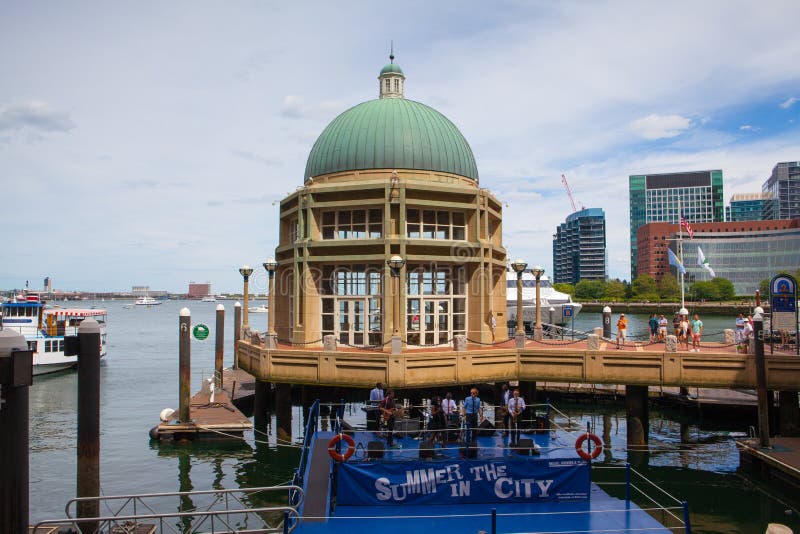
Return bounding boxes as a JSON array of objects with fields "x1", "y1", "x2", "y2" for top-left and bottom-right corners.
[
  {"x1": 328, "y1": 434, "x2": 356, "y2": 461},
  {"x1": 575, "y1": 432, "x2": 603, "y2": 460},
  {"x1": 160, "y1": 408, "x2": 175, "y2": 422}
]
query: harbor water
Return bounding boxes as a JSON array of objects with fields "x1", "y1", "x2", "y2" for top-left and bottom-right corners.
[{"x1": 29, "y1": 300, "x2": 800, "y2": 533}]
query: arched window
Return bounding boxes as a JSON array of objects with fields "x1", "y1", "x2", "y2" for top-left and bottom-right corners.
[
  {"x1": 385, "y1": 79, "x2": 390, "y2": 92},
  {"x1": 393, "y1": 78, "x2": 398, "y2": 92}
]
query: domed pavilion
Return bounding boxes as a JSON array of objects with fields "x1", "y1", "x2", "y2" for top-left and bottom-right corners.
[{"x1": 273, "y1": 55, "x2": 507, "y2": 348}]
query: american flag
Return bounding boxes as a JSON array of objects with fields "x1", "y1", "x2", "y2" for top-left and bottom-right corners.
[{"x1": 680, "y1": 212, "x2": 694, "y2": 238}]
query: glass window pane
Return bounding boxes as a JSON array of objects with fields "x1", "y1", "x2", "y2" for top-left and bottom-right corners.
[
  {"x1": 322, "y1": 212, "x2": 335, "y2": 225},
  {"x1": 437, "y1": 211, "x2": 449, "y2": 225},
  {"x1": 339, "y1": 211, "x2": 351, "y2": 224},
  {"x1": 423, "y1": 210, "x2": 435, "y2": 224},
  {"x1": 452, "y1": 212, "x2": 465, "y2": 225},
  {"x1": 323, "y1": 227, "x2": 334, "y2": 239},
  {"x1": 407, "y1": 209, "x2": 420, "y2": 223},
  {"x1": 369, "y1": 224, "x2": 382, "y2": 238},
  {"x1": 423, "y1": 225, "x2": 435, "y2": 239},
  {"x1": 353, "y1": 210, "x2": 366, "y2": 224},
  {"x1": 369, "y1": 209, "x2": 382, "y2": 222}
]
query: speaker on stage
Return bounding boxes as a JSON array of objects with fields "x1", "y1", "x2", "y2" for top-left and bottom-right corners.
[
  {"x1": 477, "y1": 418, "x2": 496, "y2": 437},
  {"x1": 419, "y1": 438, "x2": 435, "y2": 459},
  {"x1": 512, "y1": 438, "x2": 539, "y2": 456}
]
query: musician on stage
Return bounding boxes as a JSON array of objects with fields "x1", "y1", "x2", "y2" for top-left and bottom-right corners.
[
  {"x1": 500, "y1": 383, "x2": 511, "y2": 434},
  {"x1": 380, "y1": 389, "x2": 398, "y2": 447},
  {"x1": 506, "y1": 388, "x2": 526, "y2": 446},
  {"x1": 367, "y1": 382, "x2": 385, "y2": 429},
  {"x1": 462, "y1": 387, "x2": 483, "y2": 445},
  {"x1": 442, "y1": 392, "x2": 458, "y2": 424}
]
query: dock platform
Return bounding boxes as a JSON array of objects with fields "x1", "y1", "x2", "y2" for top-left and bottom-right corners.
[
  {"x1": 737, "y1": 437, "x2": 800, "y2": 492},
  {"x1": 155, "y1": 386, "x2": 252, "y2": 442}
]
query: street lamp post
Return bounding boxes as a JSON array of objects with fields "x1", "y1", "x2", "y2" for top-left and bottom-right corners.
[
  {"x1": 532, "y1": 266, "x2": 545, "y2": 341},
  {"x1": 263, "y1": 257, "x2": 278, "y2": 349},
  {"x1": 387, "y1": 255, "x2": 406, "y2": 354},
  {"x1": 239, "y1": 265, "x2": 254, "y2": 330},
  {"x1": 511, "y1": 259, "x2": 527, "y2": 348}
]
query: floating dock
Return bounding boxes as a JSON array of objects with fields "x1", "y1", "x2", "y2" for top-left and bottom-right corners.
[
  {"x1": 154, "y1": 383, "x2": 252, "y2": 442},
  {"x1": 737, "y1": 437, "x2": 800, "y2": 492}
]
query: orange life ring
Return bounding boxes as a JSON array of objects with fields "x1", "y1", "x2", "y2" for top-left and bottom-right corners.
[
  {"x1": 575, "y1": 432, "x2": 603, "y2": 460},
  {"x1": 328, "y1": 433, "x2": 355, "y2": 462}
]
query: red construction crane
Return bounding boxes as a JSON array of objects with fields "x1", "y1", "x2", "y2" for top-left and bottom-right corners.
[{"x1": 561, "y1": 174, "x2": 584, "y2": 212}]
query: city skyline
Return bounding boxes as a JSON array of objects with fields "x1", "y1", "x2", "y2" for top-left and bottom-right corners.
[{"x1": 2, "y1": 1, "x2": 800, "y2": 293}]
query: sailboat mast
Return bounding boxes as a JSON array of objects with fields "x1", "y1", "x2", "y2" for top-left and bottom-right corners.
[{"x1": 678, "y1": 197, "x2": 685, "y2": 310}]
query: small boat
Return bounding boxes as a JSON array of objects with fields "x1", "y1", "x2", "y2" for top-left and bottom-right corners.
[
  {"x1": 135, "y1": 296, "x2": 161, "y2": 306},
  {"x1": 506, "y1": 269, "x2": 582, "y2": 327},
  {"x1": 1, "y1": 294, "x2": 108, "y2": 375},
  {"x1": 201, "y1": 295, "x2": 216, "y2": 302},
  {"x1": 248, "y1": 304, "x2": 269, "y2": 313}
]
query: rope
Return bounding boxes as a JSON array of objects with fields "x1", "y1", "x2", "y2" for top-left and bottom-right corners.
[
  {"x1": 466, "y1": 337, "x2": 514, "y2": 346},
  {"x1": 275, "y1": 338, "x2": 324, "y2": 346}
]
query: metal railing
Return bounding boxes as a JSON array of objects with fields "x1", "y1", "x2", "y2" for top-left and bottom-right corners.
[{"x1": 35, "y1": 485, "x2": 303, "y2": 534}]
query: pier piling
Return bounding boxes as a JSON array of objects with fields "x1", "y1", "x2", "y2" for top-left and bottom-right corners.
[
  {"x1": 233, "y1": 302, "x2": 242, "y2": 369},
  {"x1": 77, "y1": 318, "x2": 101, "y2": 533},
  {"x1": 215, "y1": 304, "x2": 224, "y2": 388},
  {"x1": 754, "y1": 313, "x2": 770, "y2": 448},
  {"x1": 602, "y1": 306, "x2": 611, "y2": 339},
  {"x1": 179, "y1": 308, "x2": 191, "y2": 423},
  {"x1": 254, "y1": 379, "x2": 271, "y2": 430},
  {"x1": 779, "y1": 391, "x2": 800, "y2": 436},
  {"x1": 276, "y1": 383, "x2": 292, "y2": 441},
  {"x1": 625, "y1": 385, "x2": 649, "y2": 447},
  {"x1": 0, "y1": 330, "x2": 32, "y2": 534}
]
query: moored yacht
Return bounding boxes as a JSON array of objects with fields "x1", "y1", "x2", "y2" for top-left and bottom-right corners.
[
  {"x1": 1, "y1": 294, "x2": 108, "y2": 375},
  {"x1": 135, "y1": 295, "x2": 161, "y2": 306},
  {"x1": 506, "y1": 269, "x2": 582, "y2": 327}
]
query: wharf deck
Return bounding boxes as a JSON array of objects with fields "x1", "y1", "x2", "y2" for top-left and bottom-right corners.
[
  {"x1": 221, "y1": 366, "x2": 255, "y2": 402},
  {"x1": 156, "y1": 387, "x2": 252, "y2": 441},
  {"x1": 737, "y1": 437, "x2": 800, "y2": 491}
]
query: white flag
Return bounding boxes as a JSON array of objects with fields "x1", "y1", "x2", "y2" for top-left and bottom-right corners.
[{"x1": 697, "y1": 246, "x2": 716, "y2": 278}]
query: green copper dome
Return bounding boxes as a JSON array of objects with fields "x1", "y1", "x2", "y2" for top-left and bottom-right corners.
[
  {"x1": 304, "y1": 98, "x2": 479, "y2": 181},
  {"x1": 380, "y1": 63, "x2": 404, "y2": 76}
]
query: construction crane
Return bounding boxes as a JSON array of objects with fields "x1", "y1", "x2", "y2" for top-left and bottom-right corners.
[{"x1": 561, "y1": 174, "x2": 584, "y2": 212}]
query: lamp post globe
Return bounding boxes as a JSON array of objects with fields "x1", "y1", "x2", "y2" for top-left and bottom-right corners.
[
  {"x1": 239, "y1": 265, "x2": 254, "y2": 328},
  {"x1": 387, "y1": 255, "x2": 406, "y2": 275},
  {"x1": 511, "y1": 259, "x2": 527, "y2": 335},
  {"x1": 263, "y1": 258, "x2": 278, "y2": 338},
  {"x1": 532, "y1": 266, "x2": 545, "y2": 340}
]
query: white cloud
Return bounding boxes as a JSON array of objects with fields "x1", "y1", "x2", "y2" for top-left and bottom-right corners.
[
  {"x1": 629, "y1": 114, "x2": 692, "y2": 140},
  {"x1": 279, "y1": 95, "x2": 307, "y2": 118},
  {"x1": 739, "y1": 124, "x2": 753, "y2": 131},
  {"x1": 0, "y1": 100, "x2": 75, "y2": 136},
  {"x1": 780, "y1": 97, "x2": 798, "y2": 109}
]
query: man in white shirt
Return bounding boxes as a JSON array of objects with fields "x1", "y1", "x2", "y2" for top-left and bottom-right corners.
[
  {"x1": 506, "y1": 389, "x2": 526, "y2": 446},
  {"x1": 368, "y1": 383, "x2": 384, "y2": 429},
  {"x1": 442, "y1": 392, "x2": 457, "y2": 424}
]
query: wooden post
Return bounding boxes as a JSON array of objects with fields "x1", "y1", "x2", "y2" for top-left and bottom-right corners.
[
  {"x1": 276, "y1": 383, "x2": 293, "y2": 442},
  {"x1": 233, "y1": 301, "x2": 242, "y2": 369},
  {"x1": 77, "y1": 319, "x2": 101, "y2": 534},
  {"x1": 179, "y1": 308, "x2": 191, "y2": 423},
  {"x1": 0, "y1": 330, "x2": 31, "y2": 534},
  {"x1": 754, "y1": 314, "x2": 770, "y2": 448},
  {"x1": 215, "y1": 304, "x2": 224, "y2": 388}
]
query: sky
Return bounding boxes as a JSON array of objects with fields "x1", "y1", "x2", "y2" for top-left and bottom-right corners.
[{"x1": 2, "y1": 0, "x2": 799, "y2": 294}]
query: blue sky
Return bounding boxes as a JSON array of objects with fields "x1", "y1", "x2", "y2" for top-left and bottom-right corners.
[{"x1": 2, "y1": 0, "x2": 799, "y2": 293}]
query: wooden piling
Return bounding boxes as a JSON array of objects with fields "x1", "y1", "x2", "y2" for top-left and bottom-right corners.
[
  {"x1": 625, "y1": 385, "x2": 649, "y2": 447},
  {"x1": 215, "y1": 304, "x2": 224, "y2": 388},
  {"x1": 179, "y1": 308, "x2": 191, "y2": 423},
  {"x1": 77, "y1": 319, "x2": 101, "y2": 534}
]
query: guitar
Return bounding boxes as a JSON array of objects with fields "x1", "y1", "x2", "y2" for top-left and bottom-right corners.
[{"x1": 380, "y1": 403, "x2": 397, "y2": 422}]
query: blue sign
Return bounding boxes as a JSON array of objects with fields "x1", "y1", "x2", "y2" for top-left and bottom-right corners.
[
  {"x1": 336, "y1": 458, "x2": 589, "y2": 506},
  {"x1": 771, "y1": 275, "x2": 797, "y2": 313},
  {"x1": 563, "y1": 306, "x2": 573, "y2": 318}
]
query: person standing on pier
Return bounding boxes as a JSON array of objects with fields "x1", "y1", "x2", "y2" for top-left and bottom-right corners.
[
  {"x1": 679, "y1": 314, "x2": 691, "y2": 351},
  {"x1": 616, "y1": 314, "x2": 627, "y2": 349},
  {"x1": 735, "y1": 313, "x2": 746, "y2": 344},
  {"x1": 462, "y1": 387, "x2": 482, "y2": 445},
  {"x1": 648, "y1": 314, "x2": 659, "y2": 343},
  {"x1": 690, "y1": 313, "x2": 703, "y2": 352},
  {"x1": 658, "y1": 314, "x2": 668, "y2": 342},
  {"x1": 506, "y1": 388, "x2": 526, "y2": 446}
]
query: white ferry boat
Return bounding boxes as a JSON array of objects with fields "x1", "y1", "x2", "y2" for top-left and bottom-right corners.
[
  {"x1": 200, "y1": 295, "x2": 216, "y2": 302},
  {"x1": 135, "y1": 296, "x2": 161, "y2": 306},
  {"x1": 1, "y1": 295, "x2": 107, "y2": 375},
  {"x1": 506, "y1": 270, "x2": 582, "y2": 327}
]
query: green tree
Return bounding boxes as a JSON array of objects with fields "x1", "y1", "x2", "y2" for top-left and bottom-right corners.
[
  {"x1": 574, "y1": 279, "x2": 605, "y2": 300},
  {"x1": 759, "y1": 278, "x2": 770, "y2": 297},
  {"x1": 631, "y1": 274, "x2": 659, "y2": 300},
  {"x1": 603, "y1": 279, "x2": 626, "y2": 301},
  {"x1": 553, "y1": 283, "x2": 575, "y2": 296},
  {"x1": 711, "y1": 277, "x2": 736, "y2": 301},
  {"x1": 658, "y1": 273, "x2": 680, "y2": 300}
]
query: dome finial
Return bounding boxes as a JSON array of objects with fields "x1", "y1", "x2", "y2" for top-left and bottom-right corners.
[{"x1": 390, "y1": 41, "x2": 394, "y2": 63}]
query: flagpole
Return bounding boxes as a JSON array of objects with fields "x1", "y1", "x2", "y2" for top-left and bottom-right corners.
[{"x1": 678, "y1": 198, "x2": 685, "y2": 310}]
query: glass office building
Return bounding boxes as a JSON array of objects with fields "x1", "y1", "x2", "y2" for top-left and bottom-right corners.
[
  {"x1": 762, "y1": 161, "x2": 800, "y2": 220},
  {"x1": 553, "y1": 208, "x2": 606, "y2": 284},
  {"x1": 726, "y1": 192, "x2": 774, "y2": 222},
  {"x1": 629, "y1": 170, "x2": 724, "y2": 279}
]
